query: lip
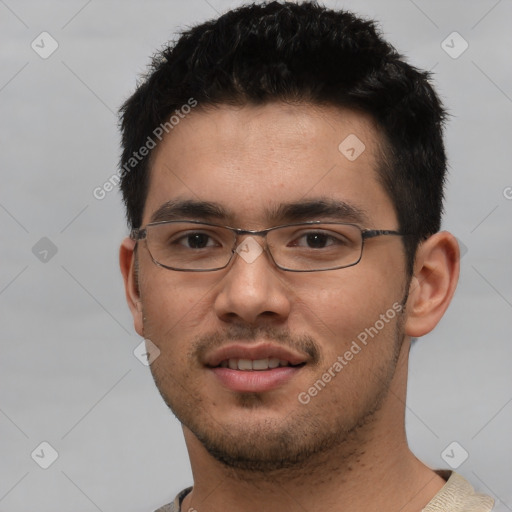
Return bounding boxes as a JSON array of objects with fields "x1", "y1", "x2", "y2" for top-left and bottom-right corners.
[
  {"x1": 204, "y1": 342, "x2": 308, "y2": 368},
  {"x1": 204, "y1": 342, "x2": 308, "y2": 393},
  {"x1": 210, "y1": 366, "x2": 303, "y2": 393}
]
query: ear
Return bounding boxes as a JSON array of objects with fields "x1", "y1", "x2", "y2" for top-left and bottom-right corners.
[
  {"x1": 119, "y1": 237, "x2": 144, "y2": 336},
  {"x1": 404, "y1": 231, "x2": 460, "y2": 338}
]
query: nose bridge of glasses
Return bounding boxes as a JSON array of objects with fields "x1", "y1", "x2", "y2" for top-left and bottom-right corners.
[
  {"x1": 231, "y1": 227, "x2": 271, "y2": 248},
  {"x1": 229, "y1": 226, "x2": 279, "y2": 269}
]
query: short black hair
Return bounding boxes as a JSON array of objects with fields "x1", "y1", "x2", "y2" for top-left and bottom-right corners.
[{"x1": 119, "y1": 0, "x2": 447, "y2": 274}]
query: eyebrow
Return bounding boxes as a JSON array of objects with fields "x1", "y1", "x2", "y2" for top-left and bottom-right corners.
[
  {"x1": 269, "y1": 199, "x2": 370, "y2": 225},
  {"x1": 150, "y1": 199, "x2": 228, "y2": 223},
  {"x1": 149, "y1": 198, "x2": 370, "y2": 226}
]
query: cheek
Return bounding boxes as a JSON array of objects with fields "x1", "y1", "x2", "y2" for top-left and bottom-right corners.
[
  {"x1": 290, "y1": 270, "x2": 396, "y2": 340},
  {"x1": 293, "y1": 279, "x2": 403, "y2": 413},
  {"x1": 140, "y1": 273, "x2": 204, "y2": 334}
]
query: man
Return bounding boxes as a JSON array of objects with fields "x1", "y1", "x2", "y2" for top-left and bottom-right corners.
[{"x1": 118, "y1": 2, "x2": 495, "y2": 511}]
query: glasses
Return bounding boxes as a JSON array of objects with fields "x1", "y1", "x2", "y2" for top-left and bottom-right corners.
[{"x1": 130, "y1": 220, "x2": 405, "y2": 272}]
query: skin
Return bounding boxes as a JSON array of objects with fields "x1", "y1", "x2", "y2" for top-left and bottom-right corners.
[{"x1": 120, "y1": 102, "x2": 460, "y2": 512}]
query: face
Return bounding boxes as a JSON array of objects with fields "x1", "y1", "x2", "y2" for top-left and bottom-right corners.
[{"x1": 129, "y1": 103, "x2": 410, "y2": 471}]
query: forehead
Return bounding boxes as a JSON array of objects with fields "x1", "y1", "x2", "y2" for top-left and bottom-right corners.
[{"x1": 143, "y1": 102, "x2": 395, "y2": 228}]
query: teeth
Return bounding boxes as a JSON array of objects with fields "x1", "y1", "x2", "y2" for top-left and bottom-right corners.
[
  {"x1": 252, "y1": 358, "x2": 269, "y2": 370},
  {"x1": 238, "y1": 359, "x2": 253, "y2": 370},
  {"x1": 220, "y1": 358, "x2": 293, "y2": 370}
]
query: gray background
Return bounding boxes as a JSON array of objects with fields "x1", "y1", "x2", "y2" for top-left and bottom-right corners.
[{"x1": 1, "y1": 0, "x2": 511, "y2": 510}]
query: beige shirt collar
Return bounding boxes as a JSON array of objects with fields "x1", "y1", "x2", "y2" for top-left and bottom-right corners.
[{"x1": 161, "y1": 471, "x2": 495, "y2": 512}]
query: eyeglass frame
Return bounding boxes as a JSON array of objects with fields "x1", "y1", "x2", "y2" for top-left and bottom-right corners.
[{"x1": 130, "y1": 219, "x2": 407, "y2": 273}]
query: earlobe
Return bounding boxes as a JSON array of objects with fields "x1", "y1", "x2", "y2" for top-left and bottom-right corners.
[
  {"x1": 404, "y1": 231, "x2": 460, "y2": 338},
  {"x1": 119, "y1": 237, "x2": 144, "y2": 336}
]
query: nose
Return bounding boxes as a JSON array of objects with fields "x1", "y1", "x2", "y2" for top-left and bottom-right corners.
[{"x1": 213, "y1": 236, "x2": 292, "y2": 325}]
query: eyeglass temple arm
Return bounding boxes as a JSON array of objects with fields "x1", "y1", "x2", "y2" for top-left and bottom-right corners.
[
  {"x1": 362, "y1": 229, "x2": 404, "y2": 239},
  {"x1": 130, "y1": 228, "x2": 147, "y2": 240}
]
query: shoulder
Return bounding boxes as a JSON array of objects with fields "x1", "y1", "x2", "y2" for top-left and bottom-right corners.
[
  {"x1": 154, "y1": 486, "x2": 193, "y2": 512},
  {"x1": 424, "y1": 472, "x2": 494, "y2": 512}
]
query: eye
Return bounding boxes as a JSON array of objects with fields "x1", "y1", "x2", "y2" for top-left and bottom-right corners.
[
  {"x1": 290, "y1": 230, "x2": 349, "y2": 249},
  {"x1": 175, "y1": 232, "x2": 220, "y2": 249}
]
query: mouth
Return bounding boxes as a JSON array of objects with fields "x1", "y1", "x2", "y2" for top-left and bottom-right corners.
[
  {"x1": 215, "y1": 358, "x2": 305, "y2": 371},
  {"x1": 204, "y1": 343, "x2": 307, "y2": 393}
]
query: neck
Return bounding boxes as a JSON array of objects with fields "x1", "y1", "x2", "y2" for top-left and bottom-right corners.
[{"x1": 180, "y1": 343, "x2": 445, "y2": 512}]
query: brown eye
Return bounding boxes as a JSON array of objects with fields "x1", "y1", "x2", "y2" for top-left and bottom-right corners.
[{"x1": 182, "y1": 233, "x2": 212, "y2": 249}]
